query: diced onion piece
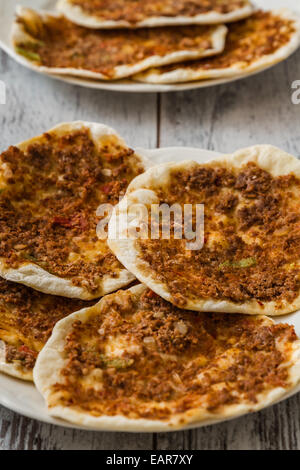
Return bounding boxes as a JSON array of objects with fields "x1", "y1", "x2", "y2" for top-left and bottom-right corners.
[{"x1": 175, "y1": 321, "x2": 188, "y2": 335}]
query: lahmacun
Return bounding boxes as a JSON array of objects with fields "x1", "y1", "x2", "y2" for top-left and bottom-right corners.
[
  {"x1": 108, "y1": 145, "x2": 300, "y2": 316},
  {"x1": 0, "y1": 278, "x2": 92, "y2": 381},
  {"x1": 12, "y1": 7, "x2": 227, "y2": 81},
  {"x1": 34, "y1": 284, "x2": 300, "y2": 431},
  {"x1": 135, "y1": 10, "x2": 300, "y2": 84},
  {"x1": 56, "y1": 0, "x2": 255, "y2": 29},
  {"x1": 0, "y1": 121, "x2": 149, "y2": 299}
]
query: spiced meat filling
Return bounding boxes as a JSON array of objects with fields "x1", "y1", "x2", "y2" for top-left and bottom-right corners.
[
  {"x1": 0, "y1": 278, "x2": 90, "y2": 371},
  {"x1": 52, "y1": 288, "x2": 297, "y2": 419}
]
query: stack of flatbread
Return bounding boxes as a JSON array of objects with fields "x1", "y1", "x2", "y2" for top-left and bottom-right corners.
[
  {"x1": 11, "y1": 1, "x2": 300, "y2": 84},
  {"x1": 0, "y1": 120, "x2": 299, "y2": 431}
]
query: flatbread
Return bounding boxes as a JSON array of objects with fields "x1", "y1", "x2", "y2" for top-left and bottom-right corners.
[
  {"x1": 0, "y1": 278, "x2": 91, "y2": 381},
  {"x1": 12, "y1": 7, "x2": 227, "y2": 81},
  {"x1": 0, "y1": 121, "x2": 149, "y2": 299},
  {"x1": 108, "y1": 145, "x2": 300, "y2": 316},
  {"x1": 56, "y1": 0, "x2": 255, "y2": 29},
  {"x1": 135, "y1": 9, "x2": 300, "y2": 84},
  {"x1": 34, "y1": 284, "x2": 300, "y2": 431}
]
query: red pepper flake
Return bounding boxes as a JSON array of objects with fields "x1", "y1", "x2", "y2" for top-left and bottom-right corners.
[
  {"x1": 52, "y1": 217, "x2": 73, "y2": 228},
  {"x1": 78, "y1": 216, "x2": 88, "y2": 231},
  {"x1": 146, "y1": 290, "x2": 158, "y2": 298},
  {"x1": 101, "y1": 182, "x2": 115, "y2": 194},
  {"x1": 18, "y1": 345, "x2": 36, "y2": 356}
]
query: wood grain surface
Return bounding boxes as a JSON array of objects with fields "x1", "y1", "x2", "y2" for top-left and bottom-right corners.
[{"x1": 0, "y1": 45, "x2": 300, "y2": 450}]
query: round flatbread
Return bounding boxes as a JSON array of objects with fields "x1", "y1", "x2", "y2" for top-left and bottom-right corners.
[
  {"x1": 108, "y1": 145, "x2": 300, "y2": 316},
  {"x1": 0, "y1": 278, "x2": 91, "y2": 381},
  {"x1": 135, "y1": 9, "x2": 300, "y2": 84},
  {"x1": 0, "y1": 121, "x2": 148, "y2": 299},
  {"x1": 56, "y1": 0, "x2": 255, "y2": 29},
  {"x1": 12, "y1": 7, "x2": 227, "y2": 81},
  {"x1": 34, "y1": 284, "x2": 300, "y2": 431}
]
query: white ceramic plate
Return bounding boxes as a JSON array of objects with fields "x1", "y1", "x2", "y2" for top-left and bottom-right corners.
[
  {"x1": 1, "y1": 0, "x2": 300, "y2": 93},
  {"x1": 0, "y1": 145, "x2": 299, "y2": 431}
]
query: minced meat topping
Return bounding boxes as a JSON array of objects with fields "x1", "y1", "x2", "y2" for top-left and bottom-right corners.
[
  {"x1": 0, "y1": 278, "x2": 90, "y2": 371},
  {"x1": 158, "y1": 11, "x2": 295, "y2": 74},
  {"x1": 70, "y1": 0, "x2": 249, "y2": 23},
  {"x1": 52, "y1": 288, "x2": 297, "y2": 420},
  {"x1": 137, "y1": 162, "x2": 300, "y2": 307},
  {"x1": 0, "y1": 129, "x2": 143, "y2": 294},
  {"x1": 16, "y1": 14, "x2": 216, "y2": 78}
]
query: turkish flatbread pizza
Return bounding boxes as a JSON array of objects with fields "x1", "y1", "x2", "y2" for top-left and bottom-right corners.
[
  {"x1": 0, "y1": 278, "x2": 91, "y2": 381},
  {"x1": 12, "y1": 7, "x2": 227, "y2": 81},
  {"x1": 0, "y1": 121, "x2": 148, "y2": 299},
  {"x1": 135, "y1": 10, "x2": 300, "y2": 84},
  {"x1": 108, "y1": 145, "x2": 300, "y2": 316},
  {"x1": 56, "y1": 0, "x2": 255, "y2": 29},
  {"x1": 34, "y1": 284, "x2": 300, "y2": 431}
]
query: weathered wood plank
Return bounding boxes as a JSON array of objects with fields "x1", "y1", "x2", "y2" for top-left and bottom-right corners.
[
  {"x1": 187, "y1": 394, "x2": 300, "y2": 450},
  {"x1": 157, "y1": 48, "x2": 300, "y2": 450},
  {"x1": 0, "y1": 52, "x2": 157, "y2": 151},
  {"x1": 0, "y1": 51, "x2": 157, "y2": 450},
  {"x1": 160, "y1": 49, "x2": 300, "y2": 155}
]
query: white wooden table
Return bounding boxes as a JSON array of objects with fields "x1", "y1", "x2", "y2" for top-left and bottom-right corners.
[{"x1": 0, "y1": 45, "x2": 300, "y2": 450}]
